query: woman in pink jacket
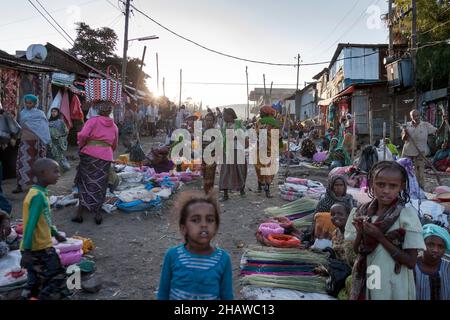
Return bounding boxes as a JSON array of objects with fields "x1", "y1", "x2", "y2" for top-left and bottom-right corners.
[{"x1": 73, "y1": 103, "x2": 118, "y2": 225}]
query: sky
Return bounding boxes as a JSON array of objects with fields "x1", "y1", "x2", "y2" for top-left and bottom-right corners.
[{"x1": 1, "y1": 0, "x2": 389, "y2": 109}]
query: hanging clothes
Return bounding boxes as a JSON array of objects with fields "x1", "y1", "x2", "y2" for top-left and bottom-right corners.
[
  {"x1": 70, "y1": 94, "x2": 84, "y2": 121},
  {"x1": 48, "y1": 90, "x2": 63, "y2": 118},
  {"x1": 0, "y1": 69, "x2": 20, "y2": 116},
  {"x1": 60, "y1": 89, "x2": 72, "y2": 129}
]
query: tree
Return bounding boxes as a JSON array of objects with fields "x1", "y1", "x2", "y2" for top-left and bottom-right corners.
[
  {"x1": 68, "y1": 22, "x2": 150, "y2": 90},
  {"x1": 391, "y1": 0, "x2": 450, "y2": 91}
]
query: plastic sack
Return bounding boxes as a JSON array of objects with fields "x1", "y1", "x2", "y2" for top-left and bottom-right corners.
[
  {"x1": 313, "y1": 151, "x2": 328, "y2": 163},
  {"x1": 116, "y1": 196, "x2": 161, "y2": 213},
  {"x1": 258, "y1": 223, "x2": 284, "y2": 238},
  {"x1": 241, "y1": 286, "x2": 335, "y2": 300},
  {"x1": 310, "y1": 238, "x2": 332, "y2": 250},
  {"x1": 59, "y1": 249, "x2": 83, "y2": 266}
]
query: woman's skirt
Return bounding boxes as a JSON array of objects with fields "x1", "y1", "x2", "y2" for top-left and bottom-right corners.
[
  {"x1": 16, "y1": 139, "x2": 46, "y2": 188},
  {"x1": 75, "y1": 153, "x2": 111, "y2": 212},
  {"x1": 219, "y1": 151, "x2": 247, "y2": 191},
  {"x1": 202, "y1": 163, "x2": 217, "y2": 192}
]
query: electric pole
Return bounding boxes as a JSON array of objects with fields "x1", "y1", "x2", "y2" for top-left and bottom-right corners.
[
  {"x1": 163, "y1": 77, "x2": 165, "y2": 97},
  {"x1": 263, "y1": 74, "x2": 267, "y2": 104},
  {"x1": 156, "y1": 53, "x2": 160, "y2": 93},
  {"x1": 246, "y1": 66, "x2": 249, "y2": 120},
  {"x1": 296, "y1": 54, "x2": 301, "y2": 92},
  {"x1": 411, "y1": 0, "x2": 418, "y2": 109},
  {"x1": 121, "y1": 0, "x2": 131, "y2": 90},
  {"x1": 179, "y1": 69, "x2": 182, "y2": 107}
]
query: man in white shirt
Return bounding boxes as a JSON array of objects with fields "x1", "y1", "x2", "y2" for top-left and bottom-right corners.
[
  {"x1": 146, "y1": 103, "x2": 158, "y2": 137},
  {"x1": 401, "y1": 109, "x2": 447, "y2": 188}
]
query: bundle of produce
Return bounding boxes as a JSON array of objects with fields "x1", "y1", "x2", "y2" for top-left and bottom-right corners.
[
  {"x1": 291, "y1": 214, "x2": 315, "y2": 229},
  {"x1": 240, "y1": 274, "x2": 327, "y2": 294},
  {"x1": 265, "y1": 198, "x2": 318, "y2": 217},
  {"x1": 244, "y1": 245, "x2": 328, "y2": 266}
]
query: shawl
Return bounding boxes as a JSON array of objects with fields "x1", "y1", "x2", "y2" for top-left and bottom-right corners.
[
  {"x1": 350, "y1": 199, "x2": 405, "y2": 300},
  {"x1": 259, "y1": 116, "x2": 280, "y2": 128},
  {"x1": 19, "y1": 107, "x2": 51, "y2": 144},
  {"x1": 315, "y1": 175, "x2": 354, "y2": 213}
]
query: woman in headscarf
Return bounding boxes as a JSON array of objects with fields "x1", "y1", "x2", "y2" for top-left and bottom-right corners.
[
  {"x1": 219, "y1": 108, "x2": 247, "y2": 201},
  {"x1": 48, "y1": 108, "x2": 70, "y2": 172},
  {"x1": 201, "y1": 112, "x2": 217, "y2": 194},
  {"x1": 13, "y1": 95, "x2": 50, "y2": 194},
  {"x1": 415, "y1": 224, "x2": 450, "y2": 300},
  {"x1": 73, "y1": 102, "x2": 119, "y2": 225},
  {"x1": 324, "y1": 137, "x2": 351, "y2": 167},
  {"x1": 254, "y1": 105, "x2": 280, "y2": 198},
  {"x1": 311, "y1": 175, "x2": 356, "y2": 241}
]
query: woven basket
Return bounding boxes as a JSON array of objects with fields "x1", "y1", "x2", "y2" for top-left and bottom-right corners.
[{"x1": 85, "y1": 66, "x2": 122, "y2": 105}]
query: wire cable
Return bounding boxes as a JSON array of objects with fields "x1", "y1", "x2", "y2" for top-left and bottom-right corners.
[
  {"x1": 130, "y1": 3, "x2": 382, "y2": 67},
  {"x1": 34, "y1": 0, "x2": 76, "y2": 43},
  {"x1": 26, "y1": 0, "x2": 74, "y2": 46}
]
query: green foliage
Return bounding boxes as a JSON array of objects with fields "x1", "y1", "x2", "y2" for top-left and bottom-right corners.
[
  {"x1": 393, "y1": 0, "x2": 450, "y2": 90},
  {"x1": 68, "y1": 22, "x2": 150, "y2": 91}
]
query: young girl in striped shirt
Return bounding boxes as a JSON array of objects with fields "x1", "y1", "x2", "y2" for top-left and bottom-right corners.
[{"x1": 157, "y1": 191, "x2": 233, "y2": 300}]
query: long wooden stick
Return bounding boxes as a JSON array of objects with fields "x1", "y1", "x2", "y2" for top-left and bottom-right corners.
[{"x1": 398, "y1": 122, "x2": 442, "y2": 185}]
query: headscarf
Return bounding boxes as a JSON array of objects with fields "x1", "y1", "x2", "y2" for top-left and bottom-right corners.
[
  {"x1": 49, "y1": 108, "x2": 61, "y2": 122},
  {"x1": 19, "y1": 106, "x2": 51, "y2": 145},
  {"x1": 23, "y1": 94, "x2": 38, "y2": 104},
  {"x1": 97, "y1": 102, "x2": 113, "y2": 117},
  {"x1": 423, "y1": 224, "x2": 450, "y2": 254},
  {"x1": 315, "y1": 175, "x2": 354, "y2": 213},
  {"x1": 385, "y1": 138, "x2": 399, "y2": 156},
  {"x1": 260, "y1": 105, "x2": 276, "y2": 116},
  {"x1": 223, "y1": 108, "x2": 237, "y2": 120}
]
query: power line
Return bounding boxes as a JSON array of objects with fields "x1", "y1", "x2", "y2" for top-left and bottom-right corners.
[
  {"x1": 420, "y1": 19, "x2": 450, "y2": 35},
  {"x1": 105, "y1": 0, "x2": 122, "y2": 11},
  {"x1": 306, "y1": 0, "x2": 360, "y2": 56},
  {"x1": 316, "y1": 0, "x2": 383, "y2": 58},
  {"x1": 26, "y1": 0, "x2": 74, "y2": 46},
  {"x1": 130, "y1": 3, "x2": 382, "y2": 67},
  {"x1": 34, "y1": 0, "x2": 76, "y2": 43},
  {"x1": 0, "y1": 0, "x2": 100, "y2": 28}
]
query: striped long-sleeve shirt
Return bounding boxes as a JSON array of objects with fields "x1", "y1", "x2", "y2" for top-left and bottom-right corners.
[
  {"x1": 415, "y1": 257, "x2": 450, "y2": 300},
  {"x1": 157, "y1": 244, "x2": 233, "y2": 300}
]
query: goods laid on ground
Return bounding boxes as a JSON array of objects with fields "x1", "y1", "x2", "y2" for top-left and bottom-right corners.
[
  {"x1": 278, "y1": 179, "x2": 325, "y2": 201},
  {"x1": 240, "y1": 245, "x2": 329, "y2": 295}
]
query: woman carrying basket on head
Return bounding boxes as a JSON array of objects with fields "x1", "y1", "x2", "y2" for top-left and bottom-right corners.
[{"x1": 73, "y1": 70, "x2": 120, "y2": 225}]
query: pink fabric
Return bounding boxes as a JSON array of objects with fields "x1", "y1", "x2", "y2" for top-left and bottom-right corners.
[
  {"x1": 70, "y1": 94, "x2": 84, "y2": 120},
  {"x1": 78, "y1": 116, "x2": 119, "y2": 161},
  {"x1": 59, "y1": 249, "x2": 83, "y2": 266},
  {"x1": 60, "y1": 89, "x2": 73, "y2": 129}
]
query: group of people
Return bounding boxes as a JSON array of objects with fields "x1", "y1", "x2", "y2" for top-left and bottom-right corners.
[
  {"x1": 310, "y1": 163, "x2": 449, "y2": 300},
  {"x1": 1, "y1": 94, "x2": 449, "y2": 301}
]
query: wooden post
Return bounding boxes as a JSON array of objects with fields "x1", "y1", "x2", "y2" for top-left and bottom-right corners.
[
  {"x1": 162, "y1": 77, "x2": 165, "y2": 97},
  {"x1": 263, "y1": 74, "x2": 267, "y2": 104},
  {"x1": 179, "y1": 69, "x2": 182, "y2": 107},
  {"x1": 269, "y1": 81, "x2": 273, "y2": 103},
  {"x1": 156, "y1": 53, "x2": 160, "y2": 93},
  {"x1": 369, "y1": 110, "x2": 373, "y2": 145},
  {"x1": 383, "y1": 122, "x2": 387, "y2": 160},
  {"x1": 351, "y1": 112, "x2": 356, "y2": 161},
  {"x1": 246, "y1": 66, "x2": 249, "y2": 120}
]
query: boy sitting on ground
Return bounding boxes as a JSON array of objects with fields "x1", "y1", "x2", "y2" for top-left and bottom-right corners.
[{"x1": 19, "y1": 158, "x2": 68, "y2": 300}]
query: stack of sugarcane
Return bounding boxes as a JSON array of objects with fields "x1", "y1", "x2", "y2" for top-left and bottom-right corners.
[
  {"x1": 265, "y1": 198, "x2": 317, "y2": 229},
  {"x1": 240, "y1": 245, "x2": 328, "y2": 294}
]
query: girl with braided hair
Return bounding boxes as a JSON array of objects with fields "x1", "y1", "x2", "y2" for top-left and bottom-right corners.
[{"x1": 344, "y1": 161, "x2": 425, "y2": 300}]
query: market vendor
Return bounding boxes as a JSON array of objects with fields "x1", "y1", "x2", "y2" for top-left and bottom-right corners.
[
  {"x1": 324, "y1": 138, "x2": 351, "y2": 168},
  {"x1": 144, "y1": 146, "x2": 174, "y2": 173},
  {"x1": 433, "y1": 141, "x2": 450, "y2": 172}
]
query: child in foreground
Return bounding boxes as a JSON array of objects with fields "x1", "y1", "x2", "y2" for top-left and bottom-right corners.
[
  {"x1": 345, "y1": 161, "x2": 425, "y2": 300},
  {"x1": 157, "y1": 191, "x2": 233, "y2": 300},
  {"x1": 20, "y1": 158, "x2": 68, "y2": 300}
]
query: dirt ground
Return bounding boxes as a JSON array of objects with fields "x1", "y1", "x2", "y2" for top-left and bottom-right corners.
[{"x1": 2, "y1": 134, "x2": 449, "y2": 300}]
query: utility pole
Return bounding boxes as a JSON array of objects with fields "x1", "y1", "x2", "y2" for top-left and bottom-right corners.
[
  {"x1": 296, "y1": 54, "x2": 301, "y2": 92},
  {"x1": 245, "y1": 66, "x2": 249, "y2": 120},
  {"x1": 121, "y1": 0, "x2": 131, "y2": 90},
  {"x1": 411, "y1": 0, "x2": 418, "y2": 109},
  {"x1": 134, "y1": 45, "x2": 146, "y2": 100},
  {"x1": 388, "y1": 0, "x2": 395, "y2": 140},
  {"x1": 156, "y1": 53, "x2": 160, "y2": 93},
  {"x1": 162, "y1": 77, "x2": 165, "y2": 97},
  {"x1": 179, "y1": 69, "x2": 182, "y2": 107},
  {"x1": 263, "y1": 74, "x2": 267, "y2": 104},
  {"x1": 269, "y1": 81, "x2": 273, "y2": 104},
  {"x1": 388, "y1": 0, "x2": 394, "y2": 56}
]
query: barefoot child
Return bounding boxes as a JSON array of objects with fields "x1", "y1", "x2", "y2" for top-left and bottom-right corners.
[
  {"x1": 345, "y1": 161, "x2": 426, "y2": 300},
  {"x1": 157, "y1": 191, "x2": 233, "y2": 300},
  {"x1": 20, "y1": 158, "x2": 68, "y2": 300},
  {"x1": 415, "y1": 224, "x2": 450, "y2": 300}
]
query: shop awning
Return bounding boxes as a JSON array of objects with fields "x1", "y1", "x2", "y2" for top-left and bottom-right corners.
[{"x1": 317, "y1": 86, "x2": 355, "y2": 106}]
